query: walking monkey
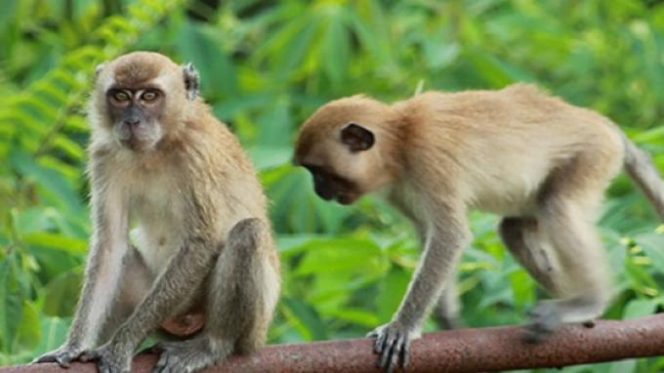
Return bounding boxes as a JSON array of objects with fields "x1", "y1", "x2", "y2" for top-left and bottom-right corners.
[{"x1": 294, "y1": 84, "x2": 664, "y2": 372}]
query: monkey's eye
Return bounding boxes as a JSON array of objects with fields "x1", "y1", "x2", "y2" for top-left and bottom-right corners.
[
  {"x1": 112, "y1": 91, "x2": 131, "y2": 102},
  {"x1": 141, "y1": 90, "x2": 160, "y2": 102}
]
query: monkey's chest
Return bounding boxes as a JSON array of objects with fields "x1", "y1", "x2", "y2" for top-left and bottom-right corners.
[{"x1": 130, "y1": 187, "x2": 188, "y2": 274}]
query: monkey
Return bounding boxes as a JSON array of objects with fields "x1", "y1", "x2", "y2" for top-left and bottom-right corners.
[
  {"x1": 34, "y1": 51, "x2": 281, "y2": 373},
  {"x1": 293, "y1": 84, "x2": 664, "y2": 372}
]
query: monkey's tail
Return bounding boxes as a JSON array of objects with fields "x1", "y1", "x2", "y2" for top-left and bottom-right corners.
[{"x1": 622, "y1": 134, "x2": 664, "y2": 221}]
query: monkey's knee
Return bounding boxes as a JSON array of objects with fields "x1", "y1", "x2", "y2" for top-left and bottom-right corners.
[
  {"x1": 498, "y1": 217, "x2": 537, "y2": 251},
  {"x1": 226, "y1": 218, "x2": 267, "y2": 252},
  {"x1": 207, "y1": 218, "x2": 279, "y2": 353}
]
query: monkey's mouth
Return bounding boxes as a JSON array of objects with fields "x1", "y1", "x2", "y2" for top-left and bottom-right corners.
[
  {"x1": 335, "y1": 193, "x2": 358, "y2": 205},
  {"x1": 116, "y1": 124, "x2": 157, "y2": 151}
]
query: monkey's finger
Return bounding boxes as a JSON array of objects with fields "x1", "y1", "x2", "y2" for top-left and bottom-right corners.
[
  {"x1": 401, "y1": 337, "x2": 411, "y2": 369},
  {"x1": 374, "y1": 330, "x2": 387, "y2": 354},
  {"x1": 388, "y1": 343, "x2": 402, "y2": 373},
  {"x1": 379, "y1": 332, "x2": 398, "y2": 369},
  {"x1": 154, "y1": 353, "x2": 174, "y2": 373}
]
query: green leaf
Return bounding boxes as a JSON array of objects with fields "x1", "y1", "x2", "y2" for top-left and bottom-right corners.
[
  {"x1": 634, "y1": 232, "x2": 664, "y2": 274},
  {"x1": 281, "y1": 297, "x2": 327, "y2": 341},
  {"x1": 15, "y1": 301, "x2": 41, "y2": 350},
  {"x1": 622, "y1": 298, "x2": 657, "y2": 320},
  {"x1": 23, "y1": 233, "x2": 88, "y2": 255}
]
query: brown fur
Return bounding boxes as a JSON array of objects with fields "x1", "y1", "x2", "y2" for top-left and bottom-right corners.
[
  {"x1": 294, "y1": 84, "x2": 664, "y2": 371},
  {"x1": 35, "y1": 52, "x2": 280, "y2": 373}
]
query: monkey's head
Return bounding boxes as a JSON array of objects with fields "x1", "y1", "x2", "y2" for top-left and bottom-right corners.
[
  {"x1": 294, "y1": 96, "x2": 401, "y2": 205},
  {"x1": 92, "y1": 51, "x2": 200, "y2": 152}
]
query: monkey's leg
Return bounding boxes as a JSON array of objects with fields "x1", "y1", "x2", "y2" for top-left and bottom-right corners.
[
  {"x1": 527, "y1": 199, "x2": 612, "y2": 340},
  {"x1": 498, "y1": 217, "x2": 558, "y2": 293},
  {"x1": 154, "y1": 218, "x2": 279, "y2": 373}
]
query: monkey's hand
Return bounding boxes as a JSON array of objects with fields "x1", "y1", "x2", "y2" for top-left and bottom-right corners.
[
  {"x1": 368, "y1": 321, "x2": 420, "y2": 373},
  {"x1": 80, "y1": 341, "x2": 132, "y2": 373},
  {"x1": 32, "y1": 344, "x2": 86, "y2": 368}
]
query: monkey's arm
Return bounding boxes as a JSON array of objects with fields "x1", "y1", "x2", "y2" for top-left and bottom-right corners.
[
  {"x1": 370, "y1": 199, "x2": 470, "y2": 373},
  {"x1": 34, "y1": 187, "x2": 130, "y2": 367}
]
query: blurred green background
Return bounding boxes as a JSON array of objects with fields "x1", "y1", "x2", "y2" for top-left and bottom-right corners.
[{"x1": 0, "y1": 0, "x2": 663, "y2": 371}]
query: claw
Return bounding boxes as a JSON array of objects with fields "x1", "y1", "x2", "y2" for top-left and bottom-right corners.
[
  {"x1": 369, "y1": 322, "x2": 415, "y2": 372},
  {"x1": 55, "y1": 357, "x2": 71, "y2": 369}
]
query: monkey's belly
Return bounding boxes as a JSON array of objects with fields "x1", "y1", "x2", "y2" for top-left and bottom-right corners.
[{"x1": 471, "y1": 191, "x2": 538, "y2": 216}]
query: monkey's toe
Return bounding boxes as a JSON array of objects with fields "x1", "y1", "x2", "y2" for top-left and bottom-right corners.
[
  {"x1": 32, "y1": 346, "x2": 86, "y2": 368},
  {"x1": 525, "y1": 301, "x2": 562, "y2": 343},
  {"x1": 154, "y1": 337, "x2": 224, "y2": 373}
]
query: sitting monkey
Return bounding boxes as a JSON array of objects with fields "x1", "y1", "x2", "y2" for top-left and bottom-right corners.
[{"x1": 35, "y1": 52, "x2": 281, "y2": 373}]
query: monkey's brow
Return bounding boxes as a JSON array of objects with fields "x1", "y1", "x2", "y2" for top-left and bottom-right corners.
[{"x1": 108, "y1": 84, "x2": 161, "y2": 92}]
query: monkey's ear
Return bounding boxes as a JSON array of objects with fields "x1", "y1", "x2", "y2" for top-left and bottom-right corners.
[
  {"x1": 341, "y1": 123, "x2": 375, "y2": 152},
  {"x1": 95, "y1": 63, "x2": 105, "y2": 78},
  {"x1": 183, "y1": 63, "x2": 200, "y2": 101}
]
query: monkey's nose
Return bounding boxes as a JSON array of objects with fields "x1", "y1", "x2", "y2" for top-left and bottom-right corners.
[{"x1": 124, "y1": 119, "x2": 140, "y2": 127}]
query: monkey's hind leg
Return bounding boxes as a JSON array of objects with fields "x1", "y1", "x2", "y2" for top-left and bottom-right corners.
[
  {"x1": 154, "y1": 218, "x2": 279, "y2": 373},
  {"x1": 525, "y1": 196, "x2": 612, "y2": 342},
  {"x1": 498, "y1": 217, "x2": 558, "y2": 294}
]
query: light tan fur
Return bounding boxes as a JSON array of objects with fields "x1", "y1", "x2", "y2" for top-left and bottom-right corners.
[
  {"x1": 35, "y1": 52, "x2": 280, "y2": 373},
  {"x1": 294, "y1": 84, "x2": 664, "y2": 372}
]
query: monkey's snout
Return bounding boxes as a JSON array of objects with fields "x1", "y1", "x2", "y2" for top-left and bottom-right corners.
[{"x1": 123, "y1": 119, "x2": 141, "y2": 128}]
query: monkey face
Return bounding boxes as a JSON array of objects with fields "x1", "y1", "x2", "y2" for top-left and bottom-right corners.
[
  {"x1": 295, "y1": 96, "x2": 401, "y2": 205},
  {"x1": 296, "y1": 119, "x2": 384, "y2": 205},
  {"x1": 94, "y1": 52, "x2": 200, "y2": 152},
  {"x1": 106, "y1": 87, "x2": 165, "y2": 151}
]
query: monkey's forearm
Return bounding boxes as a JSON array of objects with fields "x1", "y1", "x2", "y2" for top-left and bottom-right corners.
[
  {"x1": 67, "y1": 201, "x2": 129, "y2": 348},
  {"x1": 395, "y1": 225, "x2": 468, "y2": 328},
  {"x1": 109, "y1": 238, "x2": 218, "y2": 349}
]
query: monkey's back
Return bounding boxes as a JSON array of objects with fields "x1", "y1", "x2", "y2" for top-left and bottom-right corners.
[{"x1": 399, "y1": 84, "x2": 625, "y2": 215}]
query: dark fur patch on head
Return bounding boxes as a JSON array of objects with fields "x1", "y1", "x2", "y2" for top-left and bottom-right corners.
[{"x1": 111, "y1": 52, "x2": 177, "y2": 87}]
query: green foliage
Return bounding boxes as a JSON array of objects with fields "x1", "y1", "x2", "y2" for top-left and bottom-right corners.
[{"x1": 1, "y1": 0, "x2": 663, "y2": 371}]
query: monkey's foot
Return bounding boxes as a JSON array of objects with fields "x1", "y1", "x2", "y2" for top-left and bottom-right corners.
[
  {"x1": 525, "y1": 301, "x2": 562, "y2": 343},
  {"x1": 81, "y1": 342, "x2": 132, "y2": 373},
  {"x1": 153, "y1": 337, "x2": 230, "y2": 373},
  {"x1": 32, "y1": 345, "x2": 86, "y2": 368},
  {"x1": 368, "y1": 321, "x2": 419, "y2": 373}
]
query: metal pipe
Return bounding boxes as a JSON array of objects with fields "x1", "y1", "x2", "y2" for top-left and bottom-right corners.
[{"x1": 3, "y1": 315, "x2": 663, "y2": 372}]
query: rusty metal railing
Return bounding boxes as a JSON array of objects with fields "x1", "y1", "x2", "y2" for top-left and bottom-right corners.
[{"x1": 2, "y1": 314, "x2": 663, "y2": 372}]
